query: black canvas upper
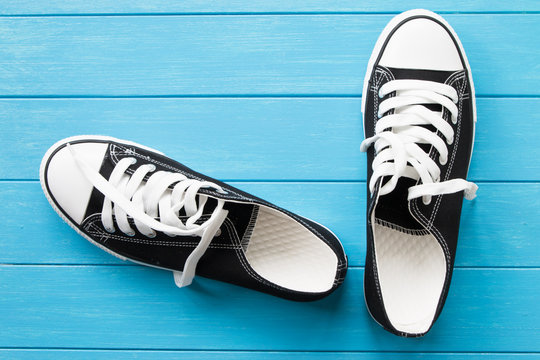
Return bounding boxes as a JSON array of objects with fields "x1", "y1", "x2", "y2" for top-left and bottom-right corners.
[{"x1": 43, "y1": 139, "x2": 347, "y2": 302}]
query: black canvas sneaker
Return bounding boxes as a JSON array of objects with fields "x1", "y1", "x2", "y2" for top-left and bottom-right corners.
[
  {"x1": 40, "y1": 135, "x2": 347, "y2": 301},
  {"x1": 360, "y1": 10, "x2": 478, "y2": 336}
]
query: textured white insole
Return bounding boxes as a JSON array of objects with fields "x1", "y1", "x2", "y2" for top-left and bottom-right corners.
[
  {"x1": 244, "y1": 206, "x2": 338, "y2": 293},
  {"x1": 373, "y1": 219, "x2": 446, "y2": 333}
]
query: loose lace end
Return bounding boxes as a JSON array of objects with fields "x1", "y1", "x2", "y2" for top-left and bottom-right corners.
[
  {"x1": 173, "y1": 209, "x2": 229, "y2": 289},
  {"x1": 408, "y1": 179, "x2": 478, "y2": 202},
  {"x1": 174, "y1": 271, "x2": 192, "y2": 288},
  {"x1": 464, "y1": 182, "x2": 478, "y2": 200}
]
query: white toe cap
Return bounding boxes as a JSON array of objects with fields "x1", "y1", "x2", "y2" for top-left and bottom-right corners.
[
  {"x1": 380, "y1": 17, "x2": 464, "y2": 71},
  {"x1": 42, "y1": 141, "x2": 108, "y2": 224}
]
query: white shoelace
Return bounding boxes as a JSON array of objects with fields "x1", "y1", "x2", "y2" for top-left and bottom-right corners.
[
  {"x1": 361, "y1": 79, "x2": 478, "y2": 205},
  {"x1": 68, "y1": 144, "x2": 229, "y2": 287}
]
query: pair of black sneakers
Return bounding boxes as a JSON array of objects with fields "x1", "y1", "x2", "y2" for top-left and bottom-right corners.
[{"x1": 40, "y1": 10, "x2": 477, "y2": 337}]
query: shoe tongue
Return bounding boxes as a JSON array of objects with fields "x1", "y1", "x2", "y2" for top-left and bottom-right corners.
[
  {"x1": 374, "y1": 177, "x2": 425, "y2": 231},
  {"x1": 175, "y1": 195, "x2": 218, "y2": 219}
]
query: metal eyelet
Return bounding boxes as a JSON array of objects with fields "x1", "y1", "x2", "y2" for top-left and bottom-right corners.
[
  {"x1": 447, "y1": 136, "x2": 454, "y2": 145},
  {"x1": 146, "y1": 231, "x2": 156, "y2": 238}
]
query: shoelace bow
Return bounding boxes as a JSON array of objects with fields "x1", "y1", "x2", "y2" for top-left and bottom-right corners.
[
  {"x1": 360, "y1": 79, "x2": 477, "y2": 205},
  {"x1": 68, "y1": 144, "x2": 228, "y2": 287}
]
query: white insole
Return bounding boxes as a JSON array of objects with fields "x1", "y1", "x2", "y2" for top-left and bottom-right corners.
[
  {"x1": 244, "y1": 206, "x2": 338, "y2": 293},
  {"x1": 373, "y1": 219, "x2": 446, "y2": 333}
]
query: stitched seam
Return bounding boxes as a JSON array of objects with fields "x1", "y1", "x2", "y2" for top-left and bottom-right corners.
[
  {"x1": 371, "y1": 233, "x2": 384, "y2": 314},
  {"x1": 83, "y1": 214, "x2": 239, "y2": 249},
  {"x1": 374, "y1": 218, "x2": 430, "y2": 236},
  {"x1": 84, "y1": 211, "x2": 289, "y2": 291},
  {"x1": 367, "y1": 192, "x2": 385, "y2": 324},
  {"x1": 240, "y1": 205, "x2": 259, "y2": 252},
  {"x1": 372, "y1": 67, "x2": 394, "y2": 132},
  {"x1": 428, "y1": 72, "x2": 467, "y2": 224},
  {"x1": 411, "y1": 199, "x2": 451, "y2": 273}
]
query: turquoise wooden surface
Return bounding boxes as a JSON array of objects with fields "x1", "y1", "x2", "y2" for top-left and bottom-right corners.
[
  {"x1": 1, "y1": 98, "x2": 539, "y2": 180},
  {"x1": 2, "y1": 1, "x2": 540, "y2": 15},
  {"x1": 1, "y1": 267, "x2": 539, "y2": 351},
  {"x1": 0, "y1": 16, "x2": 537, "y2": 96},
  {"x1": 1, "y1": 353, "x2": 539, "y2": 360},
  {"x1": 0, "y1": 1, "x2": 539, "y2": 359}
]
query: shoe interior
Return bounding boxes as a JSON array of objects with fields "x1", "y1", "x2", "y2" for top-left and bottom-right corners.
[
  {"x1": 244, "y1": 206, "x2": 338, "y2": 294},
  {"x1": 372, "y1": 212, "x2": 446, "y2": 334}
]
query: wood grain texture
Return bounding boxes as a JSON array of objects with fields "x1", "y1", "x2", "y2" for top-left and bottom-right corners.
[
  {"x1": 2, "y1": 350, "x2": 540, "y2": 360},
  {"x1": 1, "y1": 98, "x2": 538, "y2": 181},
  {"x1": 0, "y1": 266, "x2": 538, "y2": 351},
  {"x1": 1, "y1": 0, "x2": 539, "y2": 14},
  {"x1": 1, "y1": 2, "x2": 538, "y2": 357},
  {"x1": 0, "y1": 15, "x2": 537, "y2": 96},
  {"x1": 1, "y1": 182, "x2": 539, "y2": 267}
]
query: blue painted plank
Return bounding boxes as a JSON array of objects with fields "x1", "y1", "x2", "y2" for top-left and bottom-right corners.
[
  {"x1": 1, "y1": 0, "x2": 539, "y2": 15},
  {"x1": 0, "y1": 98, "x2": 537, "y2": 181},
  {"x1": 0, "y1": 266, "x2": 538, "y2": 351},
  {"x1": 1, "y1": 182, "x2": 539, "y2": 267},
  {"x1": 1, "y1": 350, "x2": 539, "y2": 360},
  {"x1": 0, "y1": 15, "x2": 537, "y2": 96}
]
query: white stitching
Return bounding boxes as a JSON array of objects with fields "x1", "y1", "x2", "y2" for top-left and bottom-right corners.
[
  {"x1": 83, "y1": 214, "x2": 239, "y2": 250},
  {"x1": 428, "y1": 71, "x2": 467, "y2": 225},
  {"x1": 374, "y1": 218, "x2": 430, "y2": 236},
  {"x1": 240, "y1": 205, "x2": 259, "y2": 251}
]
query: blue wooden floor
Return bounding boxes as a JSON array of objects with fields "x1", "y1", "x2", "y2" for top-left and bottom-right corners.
[{"x1": 1, "y1": 1, "x2": 539, "y2": 359}]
